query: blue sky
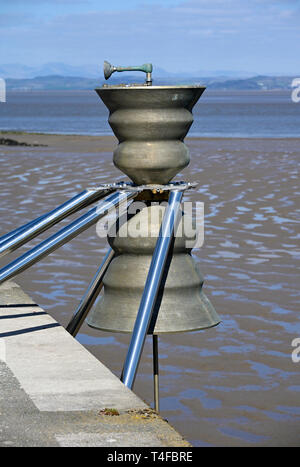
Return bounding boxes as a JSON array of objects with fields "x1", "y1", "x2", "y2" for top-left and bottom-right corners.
[{"x1": 1, "y1": 0, "x2": 299, "y2": 74}]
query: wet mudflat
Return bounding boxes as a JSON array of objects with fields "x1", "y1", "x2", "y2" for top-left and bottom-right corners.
[{"x1": 0, "y1": 133, "x2": 299, "y2": 446}]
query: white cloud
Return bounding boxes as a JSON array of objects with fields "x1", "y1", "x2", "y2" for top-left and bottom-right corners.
[{"x1": 1, "y1": 0, "x2": 299, "y2": 73}]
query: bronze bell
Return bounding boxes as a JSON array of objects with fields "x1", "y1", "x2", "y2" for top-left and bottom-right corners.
[{"x1": 86, "y1": 84, "x2": 220, "y2": 334}]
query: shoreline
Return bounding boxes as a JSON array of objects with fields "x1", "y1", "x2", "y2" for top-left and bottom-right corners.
[
  {"x1": 1, "y1": 131, "x2": 299, "y2": 157},
  {"x1": 1, "y1": 130, "x2": 299, "y2": 141}
]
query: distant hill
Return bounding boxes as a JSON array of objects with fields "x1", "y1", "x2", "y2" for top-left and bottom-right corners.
[
  {"x1": 1, "y1": 62, "x2": 297, "y2": 90},
  {"x1": 4, "y1": 74, "x2": 297, "y2": 91},
  {"x1": 208, "y1": 75, "x2": 296, "y2": 90},
  {"x1": 6, "y1": 75, "x2": 100, "y2": 91},
  {"x1": 0, "y1": 62, "x2": 257, "y2": 80}
]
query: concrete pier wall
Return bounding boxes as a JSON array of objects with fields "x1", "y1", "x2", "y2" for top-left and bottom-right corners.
[{"x1": 0, "y1": 281, "x2": 190, "y2": 447}]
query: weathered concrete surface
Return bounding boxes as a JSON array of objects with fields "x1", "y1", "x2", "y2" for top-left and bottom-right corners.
[{"x1": 0, "y1": 281, "x2": 191, "y2": 447}]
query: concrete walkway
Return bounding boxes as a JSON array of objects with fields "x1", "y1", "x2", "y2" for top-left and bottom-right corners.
[{"x1": 0, "y1": 281, "x2": 190, "y2": 447}]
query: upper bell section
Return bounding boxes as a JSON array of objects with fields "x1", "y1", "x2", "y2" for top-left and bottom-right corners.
[{"x1": 95, "y1": 61, "x2": 206, "y2": 185}]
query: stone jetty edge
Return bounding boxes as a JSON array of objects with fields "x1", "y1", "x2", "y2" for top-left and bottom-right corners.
[{"x1": 0, "y1": 281, "x2": 191, "y2": 447}]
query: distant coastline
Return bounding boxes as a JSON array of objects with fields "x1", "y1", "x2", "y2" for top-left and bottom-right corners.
[{"x1": 4, "y1": 74, "x2": 297, "y2": 91}]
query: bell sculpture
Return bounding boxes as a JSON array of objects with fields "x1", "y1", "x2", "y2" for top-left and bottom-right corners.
[
  {"x1": 0, "y1": 61, "x2": 220, "y2": 412},
  {"x1": 86, "y1": 62, "x2": 220, "y2": 408},
  {"x1": 87, "y1": 74, "x2": 219, "y2": 333}
]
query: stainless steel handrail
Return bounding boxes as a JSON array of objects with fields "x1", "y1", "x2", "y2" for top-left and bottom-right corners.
[
  {"x1": 121, "y1": 190, "x2": 183, "y2": 389},
  {"x1": 66, "y1": 248, "x2": 115, "y2": 337},
  {"x1": 0, "y1": 187, "x2": 113, "y2": 257},
  {"x1": 0, "y1": 191, "x2": 136, "y2": 285}
]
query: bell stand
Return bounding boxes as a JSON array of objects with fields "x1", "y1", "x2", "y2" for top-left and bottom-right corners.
[
  {"x1": 66, "y1": 181, "x2": 195, "y2": 412},
  {"x1": 0, "y1": 180, "x2": 195, "y2": 413}
]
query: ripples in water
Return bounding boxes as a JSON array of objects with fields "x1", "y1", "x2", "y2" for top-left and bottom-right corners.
[{"x1": 0, "y1": 137, "x2": 299, "y2": 446}]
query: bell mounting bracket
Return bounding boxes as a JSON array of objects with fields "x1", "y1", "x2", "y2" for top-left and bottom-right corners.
[{"x1": 103, "y1": 60, "x2": 153, "y2": 86}]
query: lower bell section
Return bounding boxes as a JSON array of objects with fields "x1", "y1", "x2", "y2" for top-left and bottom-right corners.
[{"x1": 86, "y1": 204, "x2": 220, "y2": 334}]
